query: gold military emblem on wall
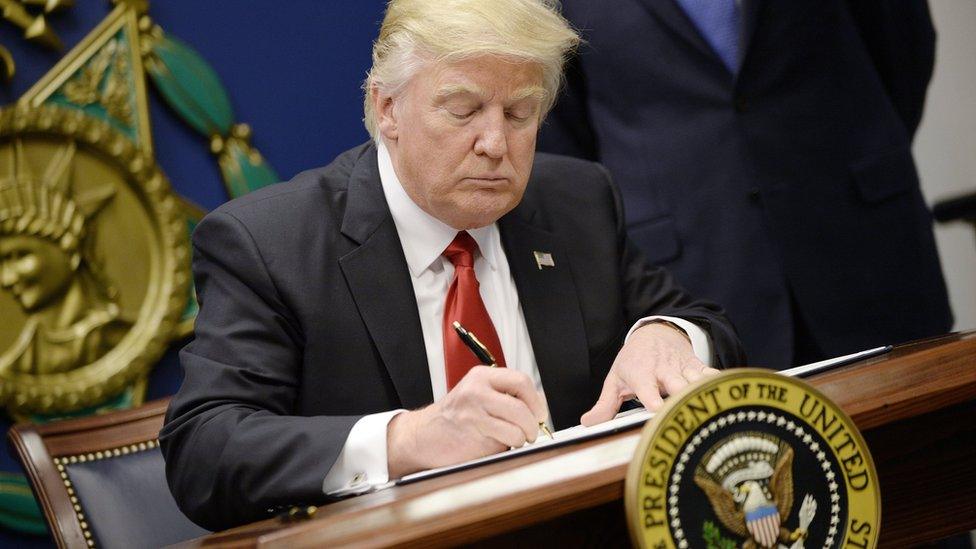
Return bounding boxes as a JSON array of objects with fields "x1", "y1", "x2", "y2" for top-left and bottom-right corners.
[
  {"x1": 0, "y1": 104, "x2": 188, "y2": 415},
  {"x1": 0, "y1": 0, "x2": 278, "y2": 419},
  {"x1": 0, "y1": 0, "x2": 280, "y2": 536}
]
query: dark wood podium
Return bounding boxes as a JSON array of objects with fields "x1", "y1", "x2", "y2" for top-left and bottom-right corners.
[{"x1": 179, "y1": 333, "x2": 976, "y2": 548}]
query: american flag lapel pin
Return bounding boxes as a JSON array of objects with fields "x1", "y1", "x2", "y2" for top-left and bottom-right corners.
[{"x1": 533, "y1": 251, "x2": 555, "y2": 270}]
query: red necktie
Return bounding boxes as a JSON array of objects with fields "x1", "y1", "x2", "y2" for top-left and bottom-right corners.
[{"x1": 442, "y1": 231, "x2": 507, "y2": 389}]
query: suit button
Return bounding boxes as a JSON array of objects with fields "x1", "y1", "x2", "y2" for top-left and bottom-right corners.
[
  {"x1": 748, "y1": 188, "x2": 761, "y2": 201},
  {"x1": 734, "y1": 96, "x2": 749, "y2": 113}
]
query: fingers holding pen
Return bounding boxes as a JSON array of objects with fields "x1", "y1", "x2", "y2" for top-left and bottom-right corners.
[
  {"x1": 485, "y1": 367, "x2": 549, "y2": 423},
  {"x1": 480, "y1": 390, "x2": 540, "y2": 445},
  {"x1": 387, "y1": 366, "x2": 550, "y2": 477},
  {"x1": 452, "y1": 324, "x2": 552, "y2": 438},
  {"x1": 458, "y1": 366, "x2": 547, "y2": 443}
]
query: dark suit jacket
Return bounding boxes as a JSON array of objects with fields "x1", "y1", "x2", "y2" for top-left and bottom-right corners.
[
  {"x1": 538, "y1": 0, "x2": 952, "y2": 366},
  {"x1": 159, "y1": 143, "x2": 744, "y2": 530}
]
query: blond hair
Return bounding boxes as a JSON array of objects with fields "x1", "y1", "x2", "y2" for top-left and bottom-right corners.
[{"x1": 363, "y1": 0, "x2": 579, "y2": 140}]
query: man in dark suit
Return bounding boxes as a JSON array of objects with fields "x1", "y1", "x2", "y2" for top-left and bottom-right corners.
[
  {"x1": 160, "y1": 0, "x2": 744, "y2": 531},
  {"x1": 539, "y1": 0, "x2": 953, "y2": 367}
]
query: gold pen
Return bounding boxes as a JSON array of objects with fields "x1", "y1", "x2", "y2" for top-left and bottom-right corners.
[{"x1": 452, "y1": 321, "x2": 554, "y2": 440}]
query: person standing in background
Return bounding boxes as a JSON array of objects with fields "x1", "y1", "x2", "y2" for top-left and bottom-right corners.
[{"x1": 539, "y1": 0, "x2": 953, "y2": 367}]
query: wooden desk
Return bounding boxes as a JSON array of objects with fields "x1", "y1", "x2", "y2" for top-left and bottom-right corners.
[{"x1": 181, "y1": 333, "x2": 976, "y2": 548}]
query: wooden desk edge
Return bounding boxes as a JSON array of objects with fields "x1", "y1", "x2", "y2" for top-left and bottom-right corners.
[{"x1": 177, "y1": 332, "x2": 976, "y2": 548}]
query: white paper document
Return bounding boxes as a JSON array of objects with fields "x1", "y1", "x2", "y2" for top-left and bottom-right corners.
[
  {"x1": 779, "y1": 345, "x2": 891, "y2": 378},
  {"x1": 397, "y1": 407, "x2": 653, "y2": 485},
  {"x1": 349, "y1": 346, "x2": 891, "y2": 495}
]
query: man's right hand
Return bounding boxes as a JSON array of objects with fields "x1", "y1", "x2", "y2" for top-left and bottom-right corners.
[{"x1": 387, "y1": 366, "x2": 548, "y2": 478}]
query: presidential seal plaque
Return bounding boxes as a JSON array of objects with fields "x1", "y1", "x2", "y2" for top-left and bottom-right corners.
[
  {"x1": 625, "y1": 369, "x2": 880, "y2": 549},
  {"x1": 0, "y1": 104, "x2": 188, "y2": 415}
]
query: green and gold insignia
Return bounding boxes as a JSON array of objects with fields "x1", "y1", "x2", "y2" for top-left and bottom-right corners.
[
  {"x1": 0, "y1": 103, "x2": 188, "y2": 414},
  {"x1": 0, "y1": 0, "x2": 282, "y2": 535},
  {"x1": 626, "y1": 369, "x2": 880, "y2": 549},
  {"x1": 0, "y1": 0, "x2": 281, "y2": 417}
]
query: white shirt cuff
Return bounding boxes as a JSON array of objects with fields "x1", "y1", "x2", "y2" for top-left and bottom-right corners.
[
  {"x1": 322, "y1": 409, "x2": 405, "y2": 497},
  {"x1": 625, "y1": 315, "x2": 714, "y2": 367}
]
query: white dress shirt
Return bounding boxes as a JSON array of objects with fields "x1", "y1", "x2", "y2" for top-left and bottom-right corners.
[{"x1": 321, "y1": 142, "x2": 713, "y2": 495}]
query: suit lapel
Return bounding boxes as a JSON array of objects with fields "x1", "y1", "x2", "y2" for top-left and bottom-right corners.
[
  {"x1": 498, "y1": 204, "x2": 592, "y2": 430},
  {"x1": 639, "y1": 0, "x2": 762, "y2": 77},
  {"x1": 637, "y1": 0, "x2": 721, "y2": 67},
  {"x1": 338, "y1": 146, "x2": 433, "y2": 409}
]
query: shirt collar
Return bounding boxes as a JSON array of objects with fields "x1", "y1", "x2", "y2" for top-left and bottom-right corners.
[{"x1": 377, "y1": 141, "x2": 499, "y2": 277}]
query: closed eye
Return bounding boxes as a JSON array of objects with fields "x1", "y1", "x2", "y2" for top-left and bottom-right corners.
[
  {"x1": 505, "y1": 100, "x2": 539, "y2": 123},
  {"x1": 447, "y1": 108, "x2": 476, "y2": 120}
]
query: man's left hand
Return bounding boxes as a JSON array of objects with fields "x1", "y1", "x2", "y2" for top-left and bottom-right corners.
[{"x1": 581, "y1": 322, "x2": 719, "y2": 425}]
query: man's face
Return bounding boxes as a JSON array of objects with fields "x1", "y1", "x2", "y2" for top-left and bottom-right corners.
[{"x1": 377, "y1": 56, "x2": 545, "y2": 229}]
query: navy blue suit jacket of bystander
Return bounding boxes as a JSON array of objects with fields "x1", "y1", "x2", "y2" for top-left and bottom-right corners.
[{"x1": 538, "y1": 0, "x2": 953, "y2": 366}]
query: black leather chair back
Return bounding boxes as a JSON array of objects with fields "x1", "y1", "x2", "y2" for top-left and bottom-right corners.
[
  {"x1": 8, "y1": 399, "x2": 209, "y2": 548},
  {"x1": 59, "y1": 443, "x2": 208, "y2": 549}
]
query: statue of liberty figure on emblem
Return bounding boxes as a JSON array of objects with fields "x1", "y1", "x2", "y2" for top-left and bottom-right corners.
[{"x1": 0, "y1": 140, "x2": 131, "y2": 376}]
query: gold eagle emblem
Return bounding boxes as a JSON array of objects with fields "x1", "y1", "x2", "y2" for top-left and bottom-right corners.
[{"x1": 694, "y1": 434, "x2": 817, "y2": 549}]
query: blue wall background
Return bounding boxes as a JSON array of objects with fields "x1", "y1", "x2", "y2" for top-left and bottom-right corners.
[{"x1": 0, "y1": 1, "x2": 388, "y2": 545}]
